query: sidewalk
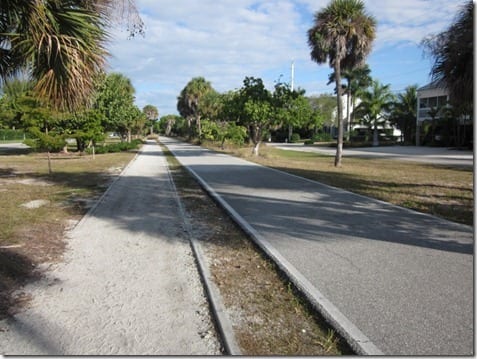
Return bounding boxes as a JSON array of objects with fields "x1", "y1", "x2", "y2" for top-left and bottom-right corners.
[
  {"x1": 0, "y1": 142, "x2": 220, "y2": 355},
  {"x1": 161, "y1": 137, "x2": 474, "y2": 356}
]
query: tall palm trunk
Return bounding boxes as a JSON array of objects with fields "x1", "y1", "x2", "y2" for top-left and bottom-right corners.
[
  {"x1": 196, "y1": 114, "x2": 202, "y2": 140},
  {"x1": 373, "y1": 119, "x2": 379, "y2": 146},
  {"x1": 346, "y1": 80, "x2": 351, "y2": 142}
]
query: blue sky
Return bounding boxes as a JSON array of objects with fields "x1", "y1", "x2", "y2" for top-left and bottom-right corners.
[{"x1": 107, "y1": 0, "x2": 463, "y2": 116}]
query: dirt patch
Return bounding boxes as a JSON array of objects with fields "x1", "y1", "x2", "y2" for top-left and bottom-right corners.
[
  {"x1": 20, "y1": 199, "x2": 51, "y2": 209},
  {"x1": 164, "y1": 147, "x2": 353, "y2": 355}
]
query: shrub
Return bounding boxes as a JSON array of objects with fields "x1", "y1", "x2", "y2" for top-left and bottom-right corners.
[
  {"x1": 24, "y1": 128, "x2": 66, "y2": 152},
  {"x1": 85, "y1": 139, "x2": 143, "y2": 154},
  {"x1": 312, "y1": 133, "x2": 333, "y2": 142},
  {"x1": 290, "y1": 133, "x2": 301, "y2": 143}
]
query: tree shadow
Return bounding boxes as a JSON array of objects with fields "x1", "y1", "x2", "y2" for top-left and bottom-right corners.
[
  {"x1": 0, "y1": 147, "x2": 32, "y2": 156},
  {"x1": 164, "y1": 145, "x2": 473, "y2": 255},
  {"x1": 0, "y1": 249, "x2": 41, "y2": 320},
  {"x1": 255, "y1": 165, "x2": 473, "y2": 226}
]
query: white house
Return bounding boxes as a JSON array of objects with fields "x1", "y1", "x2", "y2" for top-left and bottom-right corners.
[
  {"x1": 329, "y1": 93, "x2": 401, "y2": 142},
  {"x1": 416, "y1": 81, "x2": 449, "y2": 145}
]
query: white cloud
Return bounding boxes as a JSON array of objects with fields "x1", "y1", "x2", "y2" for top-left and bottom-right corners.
[{"x1": 106, "y1": 0, "x2": 464, "y2": 114}]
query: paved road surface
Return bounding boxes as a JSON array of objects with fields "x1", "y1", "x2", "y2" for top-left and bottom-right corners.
[
  {"x1": 0, "y1": 142, "x2": 220, "y2": 355},
  {"x1": 162, "y1": 137, "x2": 473, "y2": 356},
  {"x1": 267, "y1": 143, "x2": 473, "y2": 167}
]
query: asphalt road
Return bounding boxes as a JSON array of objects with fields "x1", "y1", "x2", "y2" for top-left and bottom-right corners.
[
  {"x1": 0, "y1": 142, "x2": 220, "y2": 355},
  {"x1": 267, "y1": 142, "x2": 474, "y2": 167},
  {"x1": 162, "y1": 137, "x2": 474, "y2": 356}
]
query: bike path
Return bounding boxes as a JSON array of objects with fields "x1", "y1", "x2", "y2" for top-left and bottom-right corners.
[
  {"x1": 161, "y1": 137, "x2": 473, "y2": 356},
  {"x1": 0, "y1": 142, "x2": 220, "y2": 355}
]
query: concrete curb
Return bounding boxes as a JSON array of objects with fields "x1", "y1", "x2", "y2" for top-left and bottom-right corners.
[
  {"x1": 161, "y1": 143, "x2": 242, "y2": 356},
  {"x1": 164, "y1": 141, "x2": 384, "y2": 356}
]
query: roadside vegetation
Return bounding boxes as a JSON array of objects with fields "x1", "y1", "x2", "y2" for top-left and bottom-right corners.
[{"x1": 166, "y1": 1, "x2": 473, "y2": 159}]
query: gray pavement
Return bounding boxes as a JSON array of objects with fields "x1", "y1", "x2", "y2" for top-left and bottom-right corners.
[
  {"x1": 161, "y1": 137, "x2": 474, "y2": 356},
  {"x1": 267, "y1": 142, "x2": 474, "y2": 167}
]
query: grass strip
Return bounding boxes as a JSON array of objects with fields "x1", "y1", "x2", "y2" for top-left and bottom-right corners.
[{"x1": 162, "y1": 145, "x2": 353, "y2": 356}]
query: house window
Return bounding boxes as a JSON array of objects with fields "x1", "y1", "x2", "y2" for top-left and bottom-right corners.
[
  {"x1": 419, "y1": 98, "x2": 428, "y2": 108},
  {"x1": 428, "y1": 97, "x2": 438, "y2": 108},
  {"x1": 437, "y1": 96, "x2": 448, "y2": 107}
]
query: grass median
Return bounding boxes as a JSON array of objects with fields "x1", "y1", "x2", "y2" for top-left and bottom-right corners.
[{"x1": 162, "y1": 145, "x2": 352, "y2": 355}]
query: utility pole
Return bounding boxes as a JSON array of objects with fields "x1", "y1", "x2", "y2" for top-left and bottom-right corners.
[
  {"x1": 291, "y1": 59, "x2": 295, "y2": 92},
  {"x1": 288, "y1": 60, "x2": 295, "y2": 142}
]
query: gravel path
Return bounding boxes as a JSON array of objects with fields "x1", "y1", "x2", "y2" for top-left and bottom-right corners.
[{"x1": 0, "y1": 142, "x2": 221, "y2": 355}]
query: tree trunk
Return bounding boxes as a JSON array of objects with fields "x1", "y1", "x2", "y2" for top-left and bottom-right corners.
[
  {"x1": 373, "y1": 124, "x2": 379, "y2": 147},
  {"x1": 346, "y1": 86, "x2": 351, "y2": 142},
  {"x1": 197, "y1": 115, "x2": 202, "y2": 140},
  {"x1": 350, "y1": 97, "x2": 357, "y2": 143},
  {"x1": 251, "y1": 125, "x2": 261, "y2": 156},
  {"x1": 165, "y1": 120, "x2": 173, "y2": 136},
  {"x1": 187, "y1": 116, "x2": 193, "y2": 139},
  {"x1": 252, "y1": 141, "x2": 260, "y2": 156},
  {"x1": 47, "y1": 151, "x2": 52, "y2": 174},
  {"x1": 288, "y1": 124, "x2": 293, "y2": 142},
  {"x1": 127, "y1": 129, "x2": 132, "y2": 143},
  {"x1": 334, "y1": 62, "x2": 344, "y2": 167}
]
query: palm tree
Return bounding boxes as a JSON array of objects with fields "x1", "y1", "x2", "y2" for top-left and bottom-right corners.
[
  {"x1": 308, "y1": 0, "x2": 376, "y2": 166},
  {"x1": 328, "y1": 64, "x2": 372, "y2": 141},
  {"x1": 180, "y1": 77, "x2": 214, "y2": 140},
  {"x1": 0, "y1": 0, "x2": 143, "y2": 111},
  {"x1": 389, "y1": 85, "x2": 417, "y2": 144},
  {"x1": 354, "y1": 80, "x2": 395, "y2": 146},
  {"x1": 143, "y1": 104, "x2": 159, "y2": 135}
]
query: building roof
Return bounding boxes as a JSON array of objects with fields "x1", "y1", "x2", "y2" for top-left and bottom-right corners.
[{"x1": 418, "y1": 80, "x2": 447, "y2": 92}]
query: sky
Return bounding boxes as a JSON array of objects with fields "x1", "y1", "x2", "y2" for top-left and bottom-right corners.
[{"x1": 106, "y1": 0, "x2": 464, "y2": 116}]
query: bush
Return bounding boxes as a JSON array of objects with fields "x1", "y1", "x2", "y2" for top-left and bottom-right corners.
[
  {"x1": 312, "y1": 133, "x2": 333, "y2": 142},
  {"x1": 290, "y1": 133, "x2": 301, "y2": 143},
  {"x1": 85, "y1": 139, "x2": 143, "y2": 154},
  {"x1": 304, "y1": 139, "x2": 314, "y2": 145},
  {"x1": 24, "y1": 128, "x2": 66, "y2": 152}
]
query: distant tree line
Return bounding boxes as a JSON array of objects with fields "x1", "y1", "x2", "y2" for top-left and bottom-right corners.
[
  {"x1": 0, "y1": 72, "x2": 158, "y2": 152},
  {"x1": 163, "y1": 70, "x2": 424, "y2": 156}
]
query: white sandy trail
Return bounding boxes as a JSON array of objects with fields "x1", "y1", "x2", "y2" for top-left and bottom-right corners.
[{"x1": 0, "y1": 142, "x2": 220, "y2": 355}]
